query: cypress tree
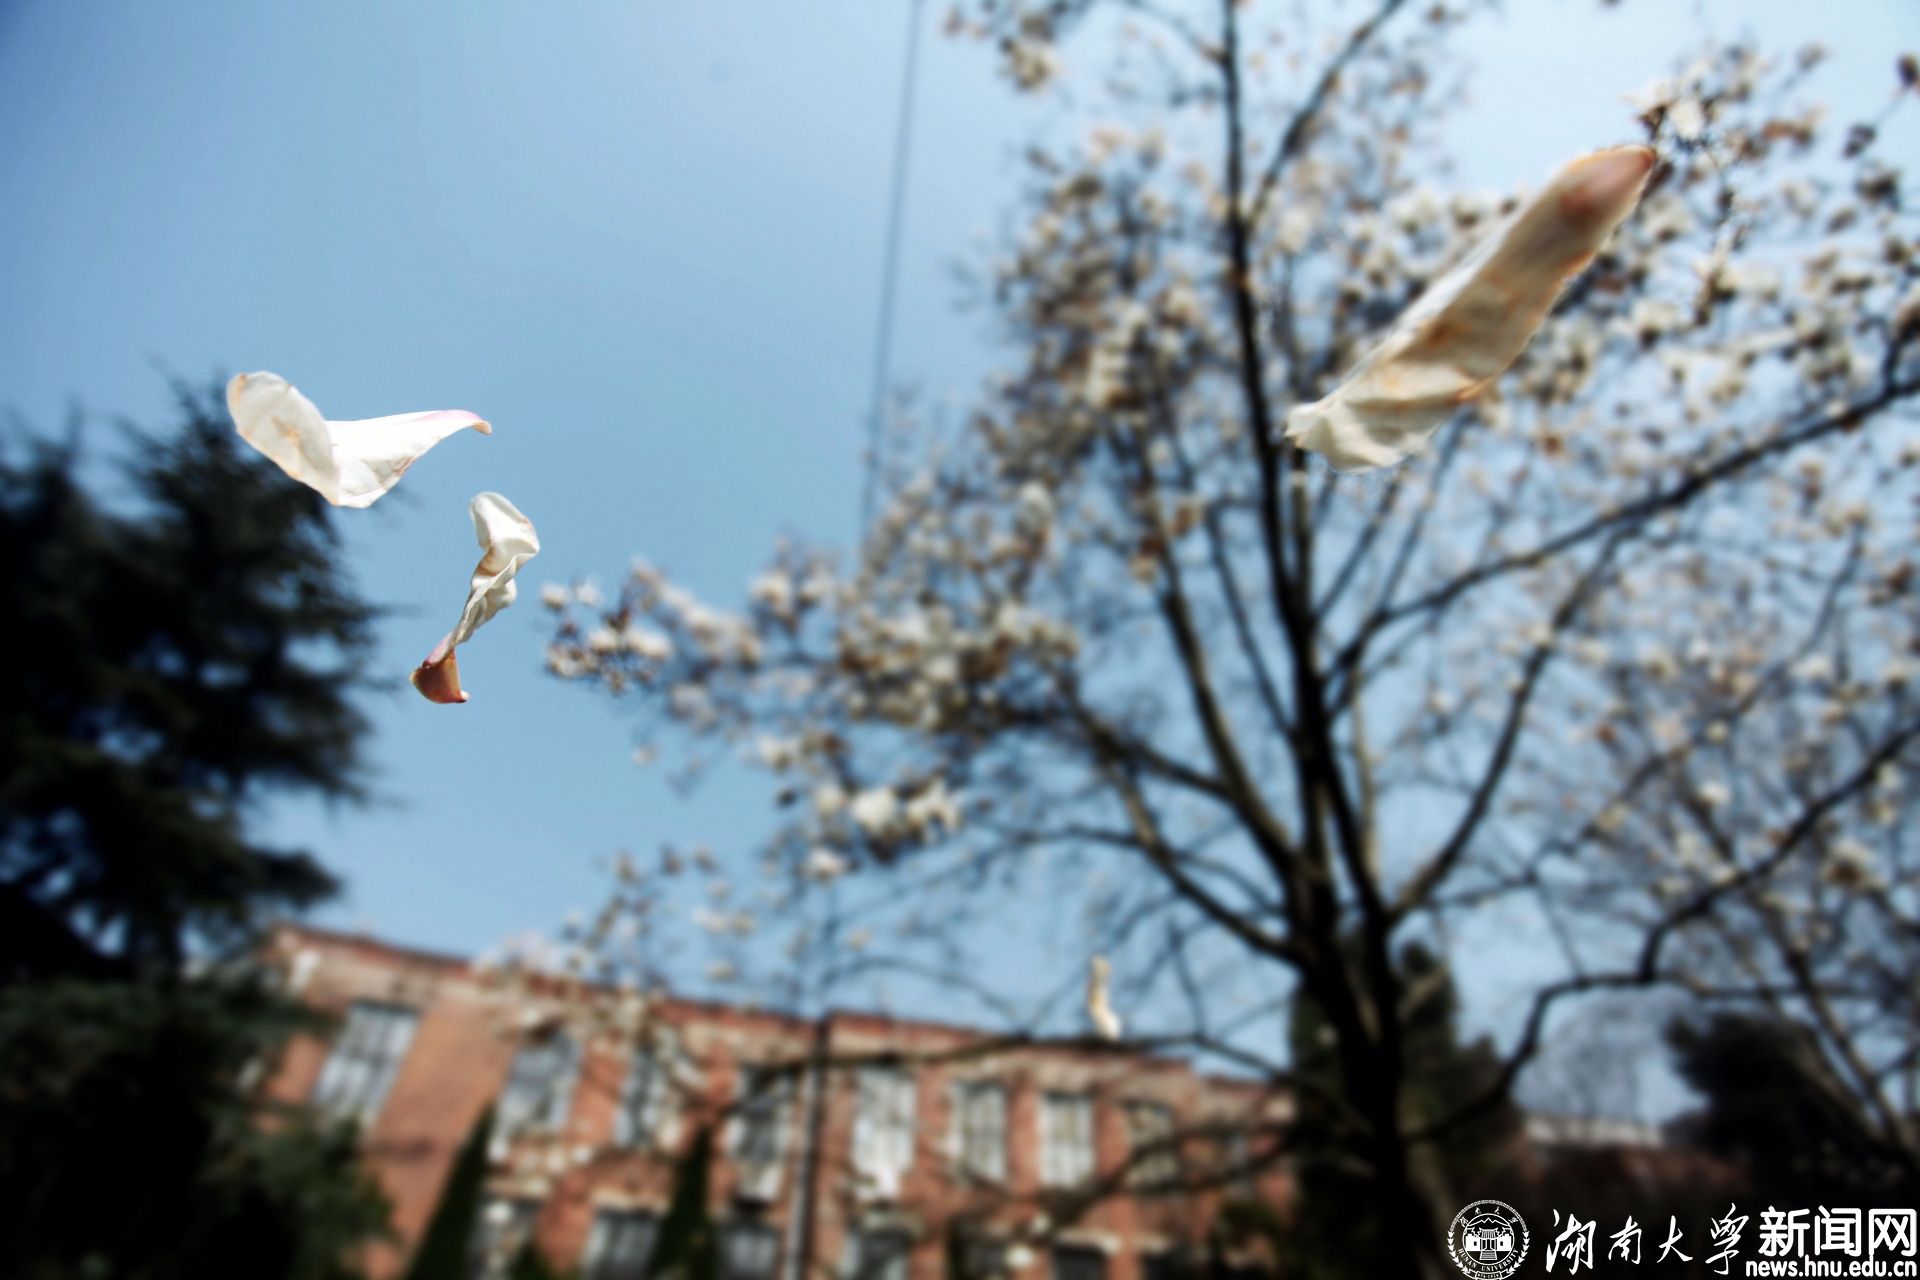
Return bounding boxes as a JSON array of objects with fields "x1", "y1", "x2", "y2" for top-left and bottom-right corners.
[
  {"x1": 405, "y1": 1107, "x2": 496, "y2": 1280},
  {"x1": 645, "y1": 1126, "x2": 717, "y2": 1280},
  {"x1": 1668, "y1": 1014, "x2": 1920, "y2": 1205},
  {"x1": 1279, "y1": 942, "x2": 1524, "y2": 1279},
  {"x1": 506, "y1": 1242, "x2": 567, "y2": 1280},
  {"x1": 0, "y1": 381, "x2": 389, "y2": 1278}
]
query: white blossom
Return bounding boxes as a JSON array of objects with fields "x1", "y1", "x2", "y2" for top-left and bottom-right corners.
[
  {"x1": 903, "y1": 779, "x2": 963, "y2": 838},
  {"x1": 813, "y1": 783, "x2": 849, "y2": 819},
  {"x1": 850, "y1": 787, "x2": 901, "y2": 836},
  {"x1": 803, "y1": 847, "x2": 850, "y2": 881},
  {"x1": 1667, "y1": 97, "x2": 1708, "y2": 142},
  {"x1": 1001, "y1": 36, "x2": 1058, "y2": 92},
  {"x1": 1821, "y1": 838, "x2": 1880, "y2": 890},
  {"x1": 622, "y1": 625, "x2": 673, "y2": 662},
  {"x1": 750, "y1": 571, "x2": 796, "y2": 620}
]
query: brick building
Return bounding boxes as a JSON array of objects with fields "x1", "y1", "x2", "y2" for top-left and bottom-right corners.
[{"x1": 261, "y1": 926, "x2": 1294, "y2": 1280}]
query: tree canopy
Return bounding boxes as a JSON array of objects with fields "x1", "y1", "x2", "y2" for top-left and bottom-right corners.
[
  {"x1": 0, "y1": 382, "x2": 390, "y2": 1279},
  {"x1": 542, "y1": 6, "x2": 1919, "y2": 1275}
]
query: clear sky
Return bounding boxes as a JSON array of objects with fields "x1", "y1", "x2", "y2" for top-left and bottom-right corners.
[{"x1": 3, "y1": 0, "x2": 1910, "y2": 1057}]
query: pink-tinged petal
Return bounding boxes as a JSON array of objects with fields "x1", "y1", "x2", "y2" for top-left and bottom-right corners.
[
  {"x1": 409, "y1": 637, "x2": 469, "y2": 704},
  {"x1": 226, "y1": 372, "x2": 489, "y2": 507},
  {"x1": 1087, "y1": 955, "x2": 1122, "y2": 1040},
  {"x1": 227, "y1": 372, "x2": 335, "y2": 494},
  {"x1": 325, "y1": 410, "x2": 491, "y2": 509},
  {"x1": 411, "y1": 493, "x2": 540, "y2": 705},
  {"x1": 1285, "y1": 145, "x2": 1656, "y2": 472}
]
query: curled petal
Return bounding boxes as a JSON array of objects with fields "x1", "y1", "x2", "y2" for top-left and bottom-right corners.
[
  {"x1": 1286, "y1": 145, "x2": 1656, "y2": 472},
  {"x1": 409, "y1": 637, "x2": 467, "y2": 705},
  {"x1": 227, "y1": 371, "x2": 490, "y2": 507},
  {"x1": 1086, "y1": 955, "x2": 1122, "y2": 1041},
  {"x1": 411, "y1": 492, "x2": 541, "y2": 704}
]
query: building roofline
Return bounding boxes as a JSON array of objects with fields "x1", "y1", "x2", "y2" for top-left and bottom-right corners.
[{"x1": 274, "y1": 921, "x2": 472, "y2": 973}]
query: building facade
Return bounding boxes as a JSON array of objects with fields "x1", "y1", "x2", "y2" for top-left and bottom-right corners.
[{"x1": 261, "y1": 927, "x2": 1294, "y2": 1280}]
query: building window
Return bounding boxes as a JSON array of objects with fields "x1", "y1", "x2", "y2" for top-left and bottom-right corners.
[
  {"x1": 1039, "y1": 1092, "x2": 1095, "y2": 1187},
  {"x1": 1140, "y1": 1251, "x2": 1202, "y2": 1280},
  {"x1": 953, "y1": 1234, "x2": 1009, "y2": 1280},
  {"x1": 951, "y1": 1080, "x2": 1006, "y2": 1183},
  {"x1": 469, "y1": 1197, "x2": 540, "y2": 1280},
  {"x1": 849, "y1": 1227, "x2": 913, "y2": 1280},
  {"x1": 1215, "y1": 1130, "x2": 1257, "y2": 1196},
  {"x1": 614, "y1": 1032, "x2": 682, "y2": 1149},
  {"x1": 497, "y1": 1029, "x2": 580, "y2": 1139},
  {"x1": 719, "y1": 1221, "x2": 780, "y2": 1280},
  {"x1": 1123, "y1": 1100, "x2": 1179, "y2": 1189},
  {"x1": 1050, "y1": 1245, "x2": 1107, "y2": 1280},
  {"x1": 852, "y1": 1066, "x2": 916, "y2": 1197},
  {"x1": 583, "y1": 1209, "x2": 659, "y2": 1280},
  {"x1": 731, "y1": 1065, "x2": 792, "y2": 1201},
  {"x1": 310, "y1": 1000, "x2": 418, "y2": 1125}
]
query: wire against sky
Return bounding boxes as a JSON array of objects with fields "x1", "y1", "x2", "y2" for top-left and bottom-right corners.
[{"x1": 860, "y1": 0, "x2": 927, "y2": 534}]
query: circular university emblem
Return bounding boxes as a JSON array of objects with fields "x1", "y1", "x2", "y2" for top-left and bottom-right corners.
[{"x1": 1447, "y1": 1200, "x2": 1530, "y2": 1280}]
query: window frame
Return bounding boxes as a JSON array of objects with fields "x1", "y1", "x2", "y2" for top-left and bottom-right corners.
[
  {"x1": 1038, "y1": 1091, "x2": 1096, "y2": 1188},
  {"x1": 848, "y1": 1225, "x2": 913, "y2": 1280},
  {"x1": 954, "y1": 1234, "x2": 1010, "y2": 1280},
  {"x1": 309, "y1": 998, "x2": 419, "y2": 1127},
  {"x1": 950, "y1": 1079, "x2": 1008, "y2": 1184},
  {"x1": 614, "y1": 1030, "x2": 684, "y2": 1149},
  {"x1": 469, "y1": 1196, "x2": 541, "y2": 1280},
  {"x1": 1049, "y1": 1244, "x2": 1109, "y2": 1280},
  {"x1": 1122, "y1": 1099, "x2": 1180, "y2": 1190},
  {"x1": 497, "y1": 1028, "x2": 582, "y2": 1140},
  {"x1": 1139, "y1": 1249, "x2": 1200, "y2": 1280},
  {"x1": 582, "y1": 1207, "x2": 661, "y2": 1280},
  {"x1": 730, "y1": 1065, "x2": 793, "y2": 1201},
  {"x1": 851, "y1": 1065, "x2": 917, "y2": 1197},
  {"x1": 717, "y1": 1219, "x2": 781, "y2": 1280}
]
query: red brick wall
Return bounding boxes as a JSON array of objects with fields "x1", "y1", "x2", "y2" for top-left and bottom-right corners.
[{"x1": 261, "y1": 926, "x2": 1294, "y2": 1280}]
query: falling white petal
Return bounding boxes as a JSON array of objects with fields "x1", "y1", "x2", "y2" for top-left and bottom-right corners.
[
  {"x1": 227, "y1": 371, "x2": 489, "y2": 507},
  {"x1": 1086, "y1": 955, "x2": 1122, "y2": 1041},
  {"x1": 412, "y1": 492, "x2": 541, "y2": 704},
  {"x1": 1286, "y1": 145, "x2": 1656, "y2": 472}
]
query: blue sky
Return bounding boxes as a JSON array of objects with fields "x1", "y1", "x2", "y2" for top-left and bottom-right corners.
[
  {"x1": 2, "y1": 0, "x2": 1909, "y2": 1043},
  {"x1": 1, "y1": 0, "x2": 1029, "y2": 959}
]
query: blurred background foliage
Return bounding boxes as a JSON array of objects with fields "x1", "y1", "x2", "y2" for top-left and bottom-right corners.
[{"x1": 0, "y1": 384, "x2": 390, "y2": 1278}]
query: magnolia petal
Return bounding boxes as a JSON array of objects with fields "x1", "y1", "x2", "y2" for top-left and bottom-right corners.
[
  {"x1": 1285, "y1": 145, "x2": 1656, "y2": 472},
  {"x1": 447, "y1": 492, "x2": 541, "y2": 648},
  {"x1": 410, "y1": 638, "x2": 468, "y2": 705},
  {"x1": 323, "y1": 410, "x2": 493, "y2": 508},
  {"x1": 227, "y1": 371, "x2": 490, "y2": 507},
  {"x1": 226, "y1": 372, "x2": 335, "y2": 494},
  {"x1": 410, "y1": 492, "x2": 540, "y2": 705},
  {"x1": 1086, "y1": 954, "x2": 1122, "y2": 1041}
]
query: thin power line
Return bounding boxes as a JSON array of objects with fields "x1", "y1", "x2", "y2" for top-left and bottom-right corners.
[{"x1": 860, "y1": 0, "x2": 926, "y2": 535}]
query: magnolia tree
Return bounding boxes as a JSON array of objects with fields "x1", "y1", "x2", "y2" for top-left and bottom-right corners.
[{"x1": 543, "y1": 3, "x2": 1919, "y2": 1272}]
